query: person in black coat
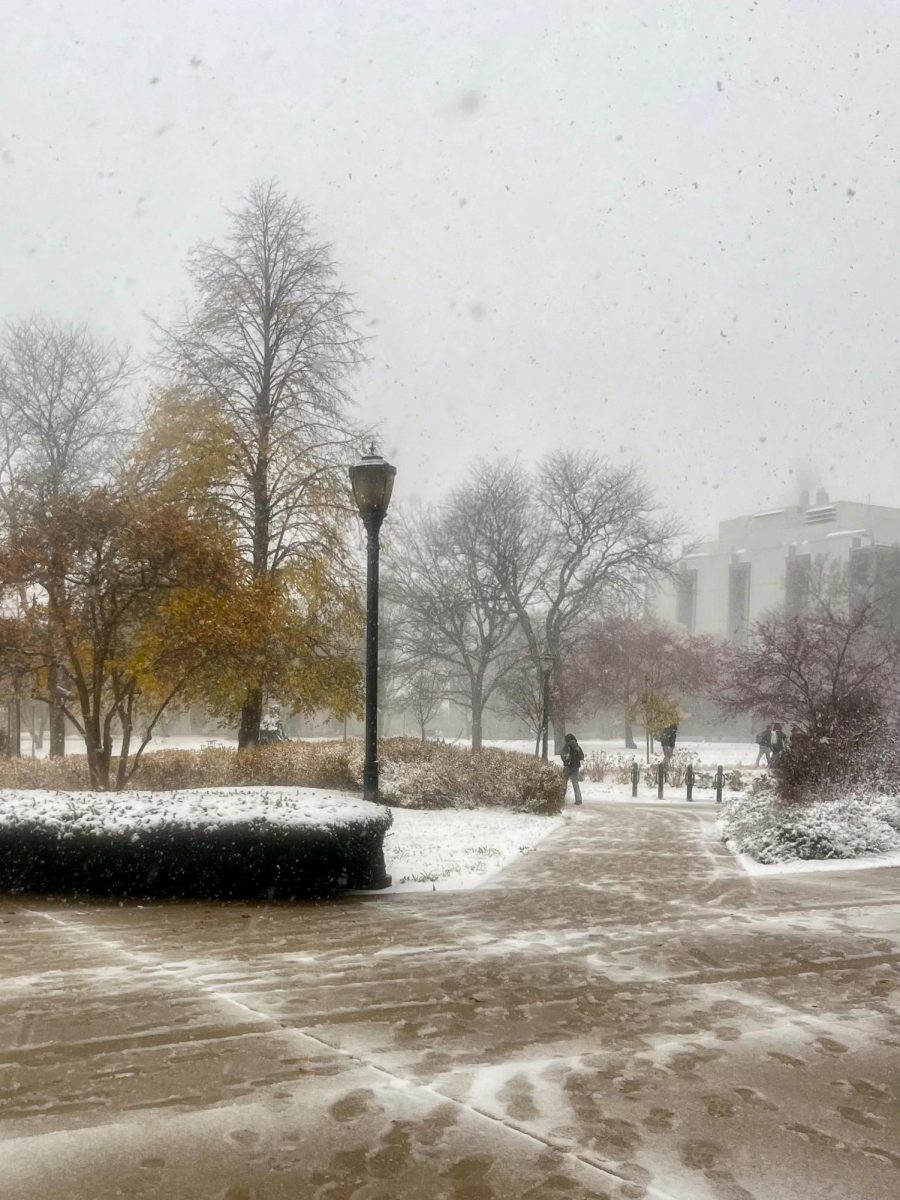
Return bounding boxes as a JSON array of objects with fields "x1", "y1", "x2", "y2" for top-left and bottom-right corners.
[
  {"x1": 560, "y1": 733, "x2": 585, "y2": 805},
  {"x1": 660, "y1": 723, "x2": 678, "y2": 761}
]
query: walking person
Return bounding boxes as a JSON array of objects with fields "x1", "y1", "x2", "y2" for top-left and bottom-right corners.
[
  {"x1": 754, "y1": 723, "x2": 773, "y2": 768},
  {"x1": 660, "y1": 722, "x2": 678, "y2": 762},
  {"x1": 771, "y1": 723, "x2": 787, "y2": 765},
  {"x1": 560, "y1": 732, "x2": 585, "y2": 806}
]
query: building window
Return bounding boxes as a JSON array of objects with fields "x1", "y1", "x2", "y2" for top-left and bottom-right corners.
[
  {"x1": 675, "y1": 570, "x2": 697, "y2": 632},
  {"x1": 728, "y1": 562, "x2": 751, "y2": 640},
  {"x1": 785, "y1": 554, "x2": 811, "y2": 618}
]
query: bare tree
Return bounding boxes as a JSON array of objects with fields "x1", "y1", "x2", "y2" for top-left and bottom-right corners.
[
  {"x1": 495, "y1": 649, "x2": 545, "y2": 753},
  {"x1": 386, "y1": 485, "x2": 520, "y2": 750},
  {"x1": 474, "y1": 453, "x2": 681, "y2": 748},
  {"x1": 158, "y1": 181, "x2": 365, "y2": 746},
  {"x1": 717, "y1": 595, "x2": 900, "y2": 734},
  {"x1": 396, "y1": 662, "x2": 446, "y2": 742},
  {"x1": 0, "y1": 318, "x2": 130, "y2": 755}
]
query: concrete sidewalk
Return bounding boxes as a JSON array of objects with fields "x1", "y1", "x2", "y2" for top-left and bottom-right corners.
[{"x1": 2, "y1": 803, "x2": 899, "y2": 1199}]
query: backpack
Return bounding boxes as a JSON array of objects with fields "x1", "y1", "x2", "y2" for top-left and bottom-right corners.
[{"x1": 562, "y1": 742, "x2": 583, "y2": 770}]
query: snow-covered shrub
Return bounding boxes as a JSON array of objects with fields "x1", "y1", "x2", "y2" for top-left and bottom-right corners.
[
  {"x1": 641, "y1": 749, "x2": 700, "y2": 788},
  {"x1": 772, "y1": 694, "x2": 886, "y2": 802},
  {"x1": 0, "y1": 738, "x2": 563, "y2": 813},
  {"x1": 369, "y1": 739, "x2": 564, "y2": 814},
  {"x1": 583, "y1": 750, "x2": 637, "y2": 784},
  {"x1": 721, "y1": 788, "x2": 900, "y2": 864},
  {"x1": 0, "y1": 754, "x2": 92, "y2": 790},
  {"x1": 134, "y1": 742, "x2": 358, "y2": 792},
  {"x1": 0, "y1": 787, "x2": 393, "y2": 899}
]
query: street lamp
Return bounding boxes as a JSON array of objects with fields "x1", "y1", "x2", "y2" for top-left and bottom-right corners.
[
  {"x1": 349, "y1": 445, "x2": 396, "y2": 805},
  {"x1": 539, "y1": 651, "x2": 553, "y2": 763}
]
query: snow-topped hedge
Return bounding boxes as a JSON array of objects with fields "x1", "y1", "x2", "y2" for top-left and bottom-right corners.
[
  {"x1": 0, "y1": 787, "x2": 392, "y2": 899},
  {"x1": 721, "y1": 788, "x2": 900, "y2": 864}
]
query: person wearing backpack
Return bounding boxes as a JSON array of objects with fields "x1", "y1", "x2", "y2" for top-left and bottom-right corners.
[
  {"x1": 560, "y1": 732, "x2": 585, "y2": 805},
  {"x1": 755, "y1": 724, "x2": 773, "y2": 767}
]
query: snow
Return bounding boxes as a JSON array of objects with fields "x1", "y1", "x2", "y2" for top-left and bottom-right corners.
[
  {"x1": 0, "y1": 786, "x2": 386, "y2": 836},
  {"x1": 382, "y1": 806, "x2": 564, "y2": 891},
  {"x1": 732, "y1": 848, "x2": 900, "y2": 876},
  {"x1": 481, "y1": 738, "x2": 758, "y2": 767},
  {"x1": 0, "y1": 783, "x2": 562, "y2": 893},
  {"x1": 16, "y1": 733, "x2": 763, "y2": 768},
  {"x1": 575, "y1": 780, "x2": 744, "y2": 805}
]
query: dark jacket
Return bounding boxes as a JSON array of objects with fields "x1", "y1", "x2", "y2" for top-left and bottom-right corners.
[
  {"x1": 560, "y1": 740, "x2": 584, "y2": 772},
  {"x1": 660, "y1": 724, "x2": 678, "y2": 750}
]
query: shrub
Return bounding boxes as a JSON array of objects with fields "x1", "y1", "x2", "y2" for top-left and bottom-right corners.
[
  {"x1": 0, "y1": 754, "x2": 92, "y2": 790},
  {"x1": 641, "y1": 749, "x2": 700, "y2": 788},
  {"x1": 583, "y1": 750, "x2": 638, "y2": 784},
  {"x1": 372, "y1": 739, "x2": 564, "y2": 814},
  {"x1": 0, "y1": 787, "x2": 392, "y2": 899},
  {"x1": 0, "y1": 738, "x2": 564, "y2": 813},
  {"x1": 772, "y1": 694, "x2": 885, "y2": 802},
  {"x1": 720, "y1": 788, "x2": 900, "y2": 864}
]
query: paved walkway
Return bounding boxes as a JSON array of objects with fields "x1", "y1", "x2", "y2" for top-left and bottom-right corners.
[{"x1": 2, "y1": 802, "x2": 899, "y2": 1200}]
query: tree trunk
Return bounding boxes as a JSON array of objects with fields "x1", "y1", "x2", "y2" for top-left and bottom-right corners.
[
  {"x1": 239, "y1": 687, "x2": 263, "y2": 749},
  {"x1": 624, "y1": 719, "x2": 637, "y2": 750},
  {"x1": 470, "y1": 679, "x2": 484, "y2": 751},
  {"x1": 48, "y1": 663, "x2": 66, "y2": 757},
  {"x1": 116, "y1": 721, "x2": 133, "y2": 791},
  {"x1": 550, "y1": 686, "x2": 567, "y2": 753}
]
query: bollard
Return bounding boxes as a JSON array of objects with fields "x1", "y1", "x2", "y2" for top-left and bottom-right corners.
[
  {"x1": 686, "y1": 763, "x2": 694, "y2": 801},
  {"x1": 631, "y1": 760, "x2": 639, "y2": 797},
  {"x1": 715, "y1": 765, "x2": 724, "y2": 804},
  {"x1": 657, "y1": 762, "x2": 665, "y2": 799}
]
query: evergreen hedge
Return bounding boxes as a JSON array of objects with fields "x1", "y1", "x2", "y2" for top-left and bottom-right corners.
[{"x1": 0, "y1": 788, "x2": 392, "y2": 899}]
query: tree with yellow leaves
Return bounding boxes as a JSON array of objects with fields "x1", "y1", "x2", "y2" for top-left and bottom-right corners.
[
  {"x1": 0, "y1": 486, "x2": 240, "y2": 789},
  {"x1": 154, "y1": 182, "x2": 365, "y2": 746}
]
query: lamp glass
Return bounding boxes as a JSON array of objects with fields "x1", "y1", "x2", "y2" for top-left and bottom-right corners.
[{"x1": 349, "y1": 449, "x2": 396, "y2": 517}]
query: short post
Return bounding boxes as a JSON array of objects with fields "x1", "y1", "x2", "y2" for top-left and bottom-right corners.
[
  {"x1": 631, "y1": 760, "x2": 639, "y2": 797},
  {"x1": 715, "y1": 765, "x2": 724, "y2": 804},
  {"x1": 657, "y1": 762, "x2": 665, "y2": 799},
  {"x1": 686, "y1": 763, "x2": 694, "y2": 801}
]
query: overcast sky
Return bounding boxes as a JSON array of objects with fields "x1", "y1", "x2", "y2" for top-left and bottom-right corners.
[{"x1": 2, "y1": 0, "x2": 899, "y2": 540}]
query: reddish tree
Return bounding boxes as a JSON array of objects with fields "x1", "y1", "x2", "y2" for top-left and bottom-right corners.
[{"x1": 565, "y1": 618, "x2": 717, "y2": 748}]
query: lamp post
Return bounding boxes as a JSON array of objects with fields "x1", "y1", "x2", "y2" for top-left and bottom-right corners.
[
  {"x1": 540, "y1": 651, "x2": 553, "y2": 763},
  {"x1": 349, "y1": 445, "x2": 396, "y2": 805}
]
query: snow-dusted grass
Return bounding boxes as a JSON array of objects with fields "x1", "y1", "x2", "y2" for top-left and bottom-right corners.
[
  {"x1": 383, "y1": 806, "x2": 564, "y2": 891},
  {"x1": 576, "y1": 779, "x2": 743, "y2": 805},
  {"x1": 721, "y1": 789, "x2": 900, "y2": 866},
  {"x1": 482, "y1": 738, "x2": 757, "y2": 768},
  {"x1": 18, "y1": 733, "x2": 761, "y2": 767}
]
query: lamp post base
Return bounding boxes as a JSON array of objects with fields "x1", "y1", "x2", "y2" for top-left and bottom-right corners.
[{"x1": 362, "y1": 763, "x2": 379, "y2": 806}]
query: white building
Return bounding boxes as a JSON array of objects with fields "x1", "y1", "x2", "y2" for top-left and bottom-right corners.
[{"x1": 656, "y1": 490, "x2": 900, "y2": 640}]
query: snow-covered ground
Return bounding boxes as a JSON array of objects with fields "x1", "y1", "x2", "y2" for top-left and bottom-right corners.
[
  {"x1": 574, "y1": 779, "x2": 745, "y2": 805},
  {"x1": 18, "y1": 733, "x2": 760, "y2": 767},
  {"x1": 383, "y1": 807, "x2": 564, "y2": 891},
  {"x1": 482, "y1": 737, "x2": 758, "y2": 767},
  {"x1": 733, "y1": 848, "x2": 900, "y2": 876}
]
